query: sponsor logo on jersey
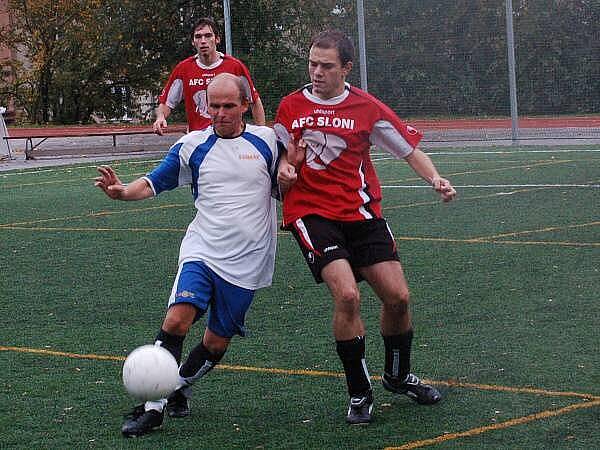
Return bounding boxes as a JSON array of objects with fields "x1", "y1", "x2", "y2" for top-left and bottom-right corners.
[
  {"x1": 177, "y1": 290, "x2": 196, "y2": 298},
  {"x1": 314, "y1": 108, "x2": 335, "y2": 115},
  {"x1": 189, "y1": 75, "x2": 216, "y2": 86},
  {"x1": 239, "y1": 153, "x2": 260, "y2": 160},
  {"x1": 291, "y1": 115, "x2": 355, "y2": 130},
  {"x1": 323, "y1": 245, "x2": 339, "y2": 253}
]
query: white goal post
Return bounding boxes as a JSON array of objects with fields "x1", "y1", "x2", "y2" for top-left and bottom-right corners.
[{"x1": 0, "y1": 107, "x2": 11, "y2": 159}]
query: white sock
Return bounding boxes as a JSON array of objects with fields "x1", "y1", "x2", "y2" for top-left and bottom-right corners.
[{"x1": 144, "y1": 398, "x2": 167, "y2": 412}]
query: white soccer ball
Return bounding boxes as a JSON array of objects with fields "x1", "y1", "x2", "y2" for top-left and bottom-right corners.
[{"x1": 122, "y1": 344, "x2": 179, "y2": 401}]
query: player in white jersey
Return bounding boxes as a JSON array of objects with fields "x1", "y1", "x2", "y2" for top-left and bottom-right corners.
[{"x1": 95, "y1": 74, "x2": 279, "y2": 437}]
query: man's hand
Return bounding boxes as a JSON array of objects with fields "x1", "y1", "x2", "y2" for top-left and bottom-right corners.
[
  {"x1": 94, "y1": 165, "x2": 126, "y2": 200},
  {"x1": 153, "y1": 116, "x2": 168, "y2": 135},
  {"x1": 287, "y1": 138, "x2": 307, "y2": 167},
  {"x1": 277, "y1": 159, "x2": 297, "y2": 195},
  {"x1": 432, "y1": 177, "x2": 456, "y2": 202}
]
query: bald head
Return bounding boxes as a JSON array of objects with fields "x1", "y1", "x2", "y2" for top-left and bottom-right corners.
[
  {"x1": 206, "y1": 73, "x2": 249, "y2": 137},
  {"x1": 207, "y1": 73, "x2": 246, "y2": 104}
]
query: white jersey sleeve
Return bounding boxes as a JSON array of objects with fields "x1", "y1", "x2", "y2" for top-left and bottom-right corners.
[{"x1": 370, "y1": 120, "x2": 416, "y2": 159}]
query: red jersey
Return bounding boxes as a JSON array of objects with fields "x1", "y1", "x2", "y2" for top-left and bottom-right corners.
[
  {"x1": 274, "y1": 83, "x2": 422, "y2": 226},
  {"x1": 158, "y1": 53, "x2": 260, "y2": 131}
]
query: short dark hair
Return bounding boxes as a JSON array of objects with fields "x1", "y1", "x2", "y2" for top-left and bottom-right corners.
[
  {"x1": 191, "y1": 17, "x2": 220, "y2": 39},
  {"x1": 311, "y1": 30, "x2": 354, "y2": 65}
]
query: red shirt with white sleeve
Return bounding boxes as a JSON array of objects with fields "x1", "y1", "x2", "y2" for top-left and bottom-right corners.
[
  {"x1": 274, "y1": 83, "x2": 423, "y2": 226},
  {"x1": 158, "y1": 53, "x2": 260, "y2": 131}
]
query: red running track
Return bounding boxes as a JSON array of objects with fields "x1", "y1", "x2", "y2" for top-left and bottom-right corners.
[
  {"x1": 411, "y1": 116, "x2": 600, "y2": 129},
  {"x1": 6, "y1": 124, "x2": 187, "y2": 138},
  {"x1": 6, "y1": 116, "x2": 600, "y2": 137}
]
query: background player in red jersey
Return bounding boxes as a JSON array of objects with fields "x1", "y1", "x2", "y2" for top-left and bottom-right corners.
[
  {"x1": 275, "y1": 30, "x2": 456, "y2": 425},
  {"x1": 153, "y1": 17, "x2": 265, "y2": 134}
]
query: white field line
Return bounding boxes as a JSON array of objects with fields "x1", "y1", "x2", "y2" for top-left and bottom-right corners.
[
  {"x1": 371, "y1": 148, "x2": 600, "y2": 158},
  {"x1": 381, "y1": 184, "x2": 600, "y2": 189}
]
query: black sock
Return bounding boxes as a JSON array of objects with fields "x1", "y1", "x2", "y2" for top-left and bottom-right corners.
[
  {"x1": 155, "y1": 329, "x2": 185, "y2": 364},
  {"x1": 383, "y1": 329, "x2": 413, "y2": 381},
  {"x1": 336, "y1": 336, "x2": 371, "y2": 397},
  {"x1": 179, "y1": 342, "x2": 224, "y2": 385}
]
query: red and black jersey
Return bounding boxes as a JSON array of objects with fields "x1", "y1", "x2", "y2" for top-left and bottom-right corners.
[
  {"x1": 158, "y1": 54, "x2": 259, "y2": 131},
  {"x1": 274, "y1": 83, "x2": 422, "y2": 226}
]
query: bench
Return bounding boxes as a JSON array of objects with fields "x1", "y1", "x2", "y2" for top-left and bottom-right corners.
[{"x1": 2, "y1": 125, "x2": 188, "y2": 160}]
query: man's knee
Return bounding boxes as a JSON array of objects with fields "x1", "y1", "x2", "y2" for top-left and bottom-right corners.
[
  {"x1": 162, "y1": 303, "x2": 196, "y2": 335},
  {"x1": 384, "y1": 288, "x2": 410, "y2": 316},
  {"x1": 203, "y1": 329, "x2": 230, "y2": 355},
  {"x1": 334, "y1": 286, "x2": 361, "y2": 316}
]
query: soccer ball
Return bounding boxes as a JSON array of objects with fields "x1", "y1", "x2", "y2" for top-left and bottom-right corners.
[{"x1": 122, "y1": 345, "x2": 179, "y2": 401}]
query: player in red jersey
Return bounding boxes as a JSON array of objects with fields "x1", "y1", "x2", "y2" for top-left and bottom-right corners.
[
  {"x1": 275, "y1": 30, "x2": 456, "y2": 425},
  {"x1": 153, "y1": 17, "x2": 265, "y2": 134}
]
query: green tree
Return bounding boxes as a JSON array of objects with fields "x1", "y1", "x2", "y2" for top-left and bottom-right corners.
[
  {"x1": 0, "y1": 0, "x2": 223, "y2": 123},
  {"x1": 0, "y1": 0, "x2": 102, "y2": 122},
  {"x1": 229, "y1": 0, "x2": 357, "y2": 118}
]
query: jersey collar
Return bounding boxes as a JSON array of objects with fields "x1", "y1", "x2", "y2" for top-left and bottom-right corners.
[
  {"x1": 302, "y1": 82, "x2": 350, "y2": 105},
  {"x1": 195, "y1": 52, "x2": 225, "y2": 70},
  {"x1": 212, "y1": 122, "x2": 247, "y2": 139}
]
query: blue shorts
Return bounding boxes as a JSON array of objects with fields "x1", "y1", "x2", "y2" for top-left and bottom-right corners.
[{"x1": 168, "y1": 261, "x2": 255, "y2": 338}]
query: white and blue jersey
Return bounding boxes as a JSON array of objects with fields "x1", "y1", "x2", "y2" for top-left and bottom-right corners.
[{"x1": 143, "y1": 124, "x2": 279, "y2": 290}]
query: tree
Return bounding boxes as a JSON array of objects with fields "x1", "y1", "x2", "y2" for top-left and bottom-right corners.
[
  {"x1": 228, "y1": 0, "x2": 357, "y2": 118},
  {"x1": 1, "y1": 0, "x2": 596, "y2": 123},
  {"x1": 0, "y1": 0, "x2": 222, "y2": 123},
  {"x1": 0, "y1": 0, "x2": 101, "y2": 122}
]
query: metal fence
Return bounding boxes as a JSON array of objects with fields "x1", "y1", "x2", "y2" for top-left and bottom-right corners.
[{"x1": 223, "y1": 0, "x2": 599, "y2": 143}]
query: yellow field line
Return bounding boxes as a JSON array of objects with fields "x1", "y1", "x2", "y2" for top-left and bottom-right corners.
[
  {"x1": 472, "y1": 221, "x2": 600, "y2": 240},
  {"x1": 395, "y1": 236, "x2": 598, "y2": 247},
  {"x1": 1, "y1": 226, "x2": 186, "y2": 233},
  {"x1": 0, "y1": 203, "x2": 188, "y2": 227},
  {"x1": 474, "y1": 239, "x2": 599, "y2": 247},
  {"x1": 0, "y1": 159, "x2": 161, "y2": 178},
  {"x1": 436, "y1": 379, "x2": 598, "y2": 400},
  {"x1": 3, "y1": 179, "x2": 86, "y2": 188},
  {"x1": 217, "y1": 363, "x2": 345, "y2": 379},
  {"x1": 0, "y1": 345, "x2": 125, "y2": 361},
  {"x1": 1, "y1": 225, "x2": 595, "y2": 247},
  {"x1": 1, "y1": 170, "x2": 149, "y2": 189},
  {"x1": 385, "y1": 399, "x2": 600, "y2": 450},
  {"x1": 0, "y1": 225, "x2": 290, "y2": 237},
  {"x1": 1, "y1": 346, "x2": 597, "y2": 401}
]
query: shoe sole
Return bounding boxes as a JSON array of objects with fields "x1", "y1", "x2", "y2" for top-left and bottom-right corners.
[
  {"x1": 346, "y1": 416, "x2": 372, "y2": 425},
  {"x1": 122, "y1": 424, "x2": 162, "y2": 438},
  {"x1": 381, "y1": 377, "x2": 441, "y2": 405},
  {"x1": 167, "y1": 410, "x2": 191, "y2": 418}
]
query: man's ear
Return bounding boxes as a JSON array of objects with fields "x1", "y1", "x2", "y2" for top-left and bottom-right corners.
[{"x1": 342, "y1": 61, "x2": 353, "y2": 77}]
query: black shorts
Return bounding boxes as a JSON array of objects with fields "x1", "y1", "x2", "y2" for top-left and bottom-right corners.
[{"x1": 287, "y1": 215, "x2": 399, "y2": 283}]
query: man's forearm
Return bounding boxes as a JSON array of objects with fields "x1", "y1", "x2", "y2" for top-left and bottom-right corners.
[
  {"x1": 119, "y1": 178, "x2": 155, "y2": 201},
  {"x1": 404, "y1": 148, "x2": 440, "y2": 185},
  {"x1": 156, "y1": 103, "x2": 172, "y2": 121},
  {"x1": 251, "y1": 97, "x2": 266, "y2": 125}
]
